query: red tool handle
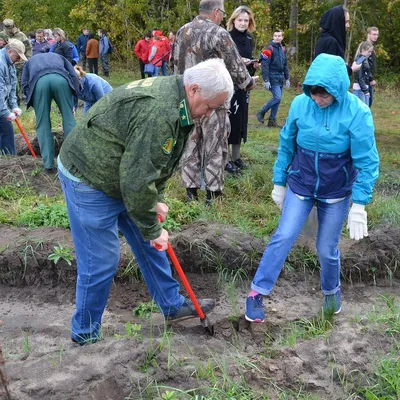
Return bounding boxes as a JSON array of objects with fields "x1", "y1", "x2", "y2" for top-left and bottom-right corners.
[
  {"x1": 165, "y1": 243, "x2": 206, "y2": 320},
  {"x1": 15, "y1": 119, "x2": 37, "y2": 158},
  {"x1": 155, "y1": 215, "x2": 206, "y2": 320}
]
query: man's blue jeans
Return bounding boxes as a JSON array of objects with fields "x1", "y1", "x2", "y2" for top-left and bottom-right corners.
[
  {"x1": 251, "y1": 188, "x2": 350, "y2": 296},
  {"x1": 261, "y1": 85, "x2": 283, "y2": 121},
  {"x1": 161, "y1": 60, "x2": 168, "y2": 76},
  {"x1": 58, "y1": 170, "x2": 184, "y2": 343},
  {"x1": 0, "y1": 116, "x2": 16, "y2": 155}
]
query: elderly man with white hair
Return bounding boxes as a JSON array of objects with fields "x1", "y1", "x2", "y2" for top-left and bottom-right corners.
[{"x1": 57, "y1": 58, "x2": 233, "y2": 345}]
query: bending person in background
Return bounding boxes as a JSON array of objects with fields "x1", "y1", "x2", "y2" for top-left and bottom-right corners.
[
  {"x1": 21, "y1": 53, "x2": 79, "y2": 172},
  {"x1": 57, "y1": 59, "x2": 232, "y2": 345},
  {"x1": 226, "y1": 5, "x2": 259, "y2": 174},
  {"x1": 74, "y1": 66, "x2": 112, "y2": 114},
  {"x1": 314, "y1": 5, "x2": 360, "y2": 76},
  {"x1": 245, "y1": 54, "x2": 379, "y2": 323},
  {"x1": 0, "y1": 40, "x2": 26, "y2": 155}
]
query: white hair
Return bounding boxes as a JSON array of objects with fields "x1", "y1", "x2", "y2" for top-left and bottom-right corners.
[{"x1": 183, "y1": 58, "x2": 233, "y2": 101}]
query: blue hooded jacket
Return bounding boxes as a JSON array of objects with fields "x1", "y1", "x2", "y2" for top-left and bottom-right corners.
[{"x1": 273, "y1": 53, "x2": 379, "y2": 205}]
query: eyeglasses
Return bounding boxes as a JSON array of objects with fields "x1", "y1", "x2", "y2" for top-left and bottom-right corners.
[{"x1": 217, "y1": 8, "x2": 227, "y2": 17}]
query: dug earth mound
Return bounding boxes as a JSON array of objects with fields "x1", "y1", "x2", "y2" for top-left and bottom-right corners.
[{"x1": 1, "y1": 219, "x2": 399, "y2": 399}]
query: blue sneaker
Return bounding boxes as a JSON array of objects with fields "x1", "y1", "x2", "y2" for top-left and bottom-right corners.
[
  {"x1": 245, "y1": 294, "x2": 265, "y2": 323},
  {"x1": 324, "y1": 290, "x2": 341, "y2": 314}
]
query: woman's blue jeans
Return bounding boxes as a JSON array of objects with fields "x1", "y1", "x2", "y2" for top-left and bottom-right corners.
[
  {"x1": 353, "y1": 89, "x2": 369, "y2": 106},
  {"x1": 251, "y1": 188, "x2": 350, "y2": 296},
  {"x1": 0, "y1": 116, "x2": 16, "y2": 155},
  {"x1": 58, "y1": 170, "x2": 184, "y2": 342},
  {"x1": 261, "y1": 85, "x2": 283, "y2": 121}
]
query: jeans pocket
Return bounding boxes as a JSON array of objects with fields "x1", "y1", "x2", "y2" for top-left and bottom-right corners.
[{"x1": 73, "y1": 181, "x2": 98, "y2": 193}]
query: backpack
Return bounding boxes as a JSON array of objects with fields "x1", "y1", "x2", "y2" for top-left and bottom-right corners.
[{"x1": 107, "y1": 38, "x2": 113, "y2": 54}]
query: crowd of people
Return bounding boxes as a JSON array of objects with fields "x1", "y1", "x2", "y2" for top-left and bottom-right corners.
[{"x1": 0, "y1": 0, "x2": 381, "y2": 344}]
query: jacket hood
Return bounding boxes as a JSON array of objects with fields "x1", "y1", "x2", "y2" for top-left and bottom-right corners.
[
  {"x1": 303, "y1": 53, "x2": 349, "y2": 104},
  {"x1": 319, "y1": 6, "x2": 346, "y2": 52}
]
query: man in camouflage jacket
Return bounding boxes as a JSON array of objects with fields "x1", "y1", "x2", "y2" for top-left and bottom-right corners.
[
  {"x1": 173, "y1": 0, "x2": 254, "y2": 204},
  {"x1": 58, "y1": 59, "x2": 232, "y2": 345},
  {"x1": 1, "y1": 19, "x2": 32, "y2": 103}
]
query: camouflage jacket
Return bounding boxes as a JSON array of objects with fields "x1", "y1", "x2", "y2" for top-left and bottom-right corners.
[
  {"x1": 60, "y1": 76, "x2": 194, "y2": 240},
  {"x1": 0, "y1": 28, "x2": 32, "y2": 58},
  {"x1": 173, "y1": 16, "x2": 251, "y2": 90}
]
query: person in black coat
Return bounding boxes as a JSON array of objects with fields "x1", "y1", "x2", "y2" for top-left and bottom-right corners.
[
  {"x1": 51, "y1": 28, "x2": 74, "y2": 65},
  {"x1": 226, "y1": 5, "x2": 259, "y2": 174},
  {"x1": 314, "y1": 5, "x2": 360, "y2": 76}
]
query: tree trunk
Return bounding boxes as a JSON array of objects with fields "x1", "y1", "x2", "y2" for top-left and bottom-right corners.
[{"x1": 288, "y1": 0, "x2": 298, "y2": 62}]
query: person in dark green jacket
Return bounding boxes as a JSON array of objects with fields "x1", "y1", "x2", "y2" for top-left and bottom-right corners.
[{"x1": 58, "y1": 58, "x2": 233, "y2": 345}]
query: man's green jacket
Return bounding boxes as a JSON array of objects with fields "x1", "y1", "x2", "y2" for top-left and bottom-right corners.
[{"x1": 60, "y1": 75, "x2": 194, "y2": 240}]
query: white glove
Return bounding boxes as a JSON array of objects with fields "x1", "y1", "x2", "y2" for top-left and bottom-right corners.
[
  {"x1": 12, "y1": 107, "x2": 22, "y2": 116},
  {"x1": 347, "y1": 204, "x2": 368, "y2": 241},
  {"x1": 285, "y1": 79, "x2": 290, "y2": 89},
  {"x1": 264, "y1": 81, "x2": 271, "y2": 90},
  {"x1": 271, "y1": 185, "x2": 287, "y2": 211},
  {"x1": 6, "y1": 112, "x2": 17, "y2": 121}
]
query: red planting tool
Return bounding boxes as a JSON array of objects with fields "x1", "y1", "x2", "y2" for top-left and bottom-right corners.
[
  {"x1": 14, "y1": 118, "x2": 37, "y2": 158},
  {"x1": 156, "y1": 215, "x2": 214, "y2": 335}
]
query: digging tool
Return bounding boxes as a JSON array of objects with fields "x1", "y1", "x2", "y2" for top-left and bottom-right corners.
[
  {"x1": 156, "y1": 216, "x2": 215, "y2": 336},
  {"x1": 14, "y1": 118, "x2": 37, "y2": 158}
]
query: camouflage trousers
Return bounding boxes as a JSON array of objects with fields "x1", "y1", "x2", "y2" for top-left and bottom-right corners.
[
  {"x1": 100, "y1": 53, "x2": 109, "y2": 76},
  {"x1": 181, "y1": 107, "x2": 230, "y2": 192}
]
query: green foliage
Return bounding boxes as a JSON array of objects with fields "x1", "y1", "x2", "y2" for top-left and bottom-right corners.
[
  {"x1": 114, "y1": 321, "x2": 143, "y2": 339},
  {"x1": 132, "y1": 300, "x2": 159, "y2": 319},
  {"x1": 16, "y1": 203, "x2": 70, "y2": 229},
  {"x1": 48, "y1": 245, "x2": 74, "y2": 266},
  {"x1": 162, "y1": 197, "x2": 203, "y2": 232}
]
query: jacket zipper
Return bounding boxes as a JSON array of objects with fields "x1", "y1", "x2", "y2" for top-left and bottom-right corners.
[{"x1": 313, "y1": 107, "x2": 325, "y2": 197}]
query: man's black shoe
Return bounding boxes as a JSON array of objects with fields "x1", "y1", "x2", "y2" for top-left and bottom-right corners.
[
  {"x1": 234, "y1": 158, "x2": 248, "y2": 170},
  {"x1": 225, "y1": 161, "x2": 240, "y2": 174},
  {"x1": 267, "y1": 119, "x2": 282, "y2": 128},
  {"x1": 256, "y1": 111, "x2": 265, "y2": 124},
  {"x1": 186, "y1": 188, "x2": 199, "y2": 202}
]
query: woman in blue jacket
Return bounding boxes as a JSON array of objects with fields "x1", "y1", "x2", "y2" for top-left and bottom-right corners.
[
  {"x1": 245, "y1": 53, "x2": 379, "y2": 323},
  {"x1": 74, "y1": 66, "x2": 112, "y2": 114}
]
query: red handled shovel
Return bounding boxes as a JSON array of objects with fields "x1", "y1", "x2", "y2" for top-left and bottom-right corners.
[
  {"x1": 156, "y1": 216, "x2": 214, "y2": 335},
  {"x1": 14, "y1": 118, "x2": 37, "y2": 158}
]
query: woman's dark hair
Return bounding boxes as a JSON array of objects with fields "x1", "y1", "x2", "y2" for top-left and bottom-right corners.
[
  {"x1": 144, "y1": 32, "x2": 152, "y2": 39},
  {"x1": 309, "y1": 85, "x2": 330, "y2": 96},
  {"x1": 88, "y1": 33, "x2": 95, "y2": 40}
]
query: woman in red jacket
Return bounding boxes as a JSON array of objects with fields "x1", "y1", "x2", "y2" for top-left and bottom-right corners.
[
  {"x1": 134, "y1": 32, "x2": 152, "y2": 79},
  {"x1": 148, "y1": 31, "x2": 170, "y2": 77}
]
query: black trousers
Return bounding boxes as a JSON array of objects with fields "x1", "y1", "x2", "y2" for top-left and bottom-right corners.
[{"x1": 87, "y1": 58, "x2": 98, "y2": 75}]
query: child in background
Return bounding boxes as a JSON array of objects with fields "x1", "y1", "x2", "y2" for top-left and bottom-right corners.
[{"x1": 352, "y1": 41, "x2": 373, "y2": 105}]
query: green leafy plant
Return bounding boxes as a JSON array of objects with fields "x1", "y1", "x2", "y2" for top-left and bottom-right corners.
[
  {"x1": 132, "y1": 301, "x2": 159, "y2": 319},
  {"x1": 48, "y1": 245, "x2": 74, "y2": 266},
  {"x1": 17, "y1": 203, "x2": 70, "y2": 228}
]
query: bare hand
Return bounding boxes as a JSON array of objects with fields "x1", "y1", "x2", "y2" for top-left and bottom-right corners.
[
  {"x1": 351, "y1": 62, "x2": 361, "y2": 73},
  {"x1": 370, "y1": 80, "x2": 376, "y2": 86},
  {"x1": 156, "y1": 202, "x2": 169, "y2": 222},
  {"x1": 150, "y1": 228, "x2": 169, "y2": 251}
]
